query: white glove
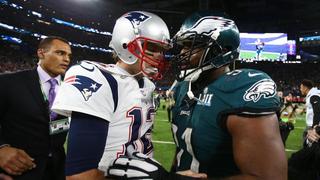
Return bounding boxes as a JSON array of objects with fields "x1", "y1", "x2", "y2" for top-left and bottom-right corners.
[
  {"x1": 108, "y1": 152, "x2": 198, "y2": 180},
  {"x1": 108, "y1": 152, "x2": 168, "y2": 179}
]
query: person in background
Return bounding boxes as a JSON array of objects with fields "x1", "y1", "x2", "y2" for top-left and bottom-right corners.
[
  {"x1": 165, "y1": 90, "x2": 175, "y2": 122},
  {"x1": 255, "y1": 38, "x2": 265, "y2": 60},
  {"x1": 0, "y1": 36, "x2": 72, "y2": 180},
  {"x1": 300, "y1": 79, "x2": 320, "y2": 145},
  {"x1": 52, "y1": 11, "x2": 171, "y2": 180},
  {"x1": 288, "y1": 79, "x2": 320, "y2": 180}
]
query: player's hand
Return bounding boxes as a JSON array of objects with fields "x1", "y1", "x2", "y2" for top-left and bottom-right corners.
[
  {"x1": 0, "y1": 146, "x2": 36, "y2": 175},
  {"x1": 176, "y1": 170, "x2": 207, "y2": 179},
  {"x1": 108, "y1": 152, "x2": 168, "y2": 179},
  {"x1": 307, "y1": 127, "x2": 320, "y2": 143},
  {"x1": 0, "y1": 173, "x2": 13, "y2": 180},
  {"x1": 108, "y1": 152, "x2": 202, "y2": 180}
]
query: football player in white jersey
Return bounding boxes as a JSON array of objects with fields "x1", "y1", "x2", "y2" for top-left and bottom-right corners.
[{"x1": 52, "y1": 11, "x2": 170, "y2": 180}]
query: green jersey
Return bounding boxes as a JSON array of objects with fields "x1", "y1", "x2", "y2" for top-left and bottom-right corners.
[{"x1": 171, "y1": 69, "x2": 280, "y2": 178}]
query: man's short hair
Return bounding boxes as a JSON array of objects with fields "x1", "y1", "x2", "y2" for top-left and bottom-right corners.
[
  {"x1": 301, "y1": 79, "x2": 314, "y2": 89},
  {"x1": 38, "y1": 36, "x2": 69, "y2": 50},
  {"x1": 111, "y1": 51, "x2": 121, "y2": 63}
]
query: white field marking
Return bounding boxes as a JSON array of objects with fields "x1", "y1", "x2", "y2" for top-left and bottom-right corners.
[
  {"x1": 285, "y1": 148, "x2": 298, "y2": 152},
  {"x1": 157, "y1": 120, "x2": 170, "y2": 122},
  {"x1": 240, "y1": 50, "x2": 281, "y2": 55},
  {"x1": 153, "y1": 140, "x2": 175, "y2": 144}
]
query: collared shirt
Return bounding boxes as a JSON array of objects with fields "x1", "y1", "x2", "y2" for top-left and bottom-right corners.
[
  {"x1": 37, "y1": 65, "x2": 61, "y2": 99},
  {"x1": 305, "y1": 87, "x2": 320, "y2": 126}
]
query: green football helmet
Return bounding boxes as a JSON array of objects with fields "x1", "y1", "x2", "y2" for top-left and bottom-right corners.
[{"x1": 171, "y1": 11, "x2": 240, "y2": 81}]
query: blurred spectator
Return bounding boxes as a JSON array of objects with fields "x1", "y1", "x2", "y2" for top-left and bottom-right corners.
[
  {"x1": 165, "y1": 91, "x2": 174, "y2": 122},
  {"x1": 0, "y1": 43, "x2": 36, "y2": 73},
  {"x1": 299, "y1": 79, "x2": 320, "y2": 145}
]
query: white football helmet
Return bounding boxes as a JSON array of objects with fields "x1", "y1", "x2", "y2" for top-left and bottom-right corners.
[{"x1": 109, "y1": 11, "x2": 171, "y2": 79}]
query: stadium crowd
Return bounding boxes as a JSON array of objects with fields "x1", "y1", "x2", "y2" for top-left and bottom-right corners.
[
  {"x1": 1, "y1": 44, "x2": 319, "y2": 101},
  {"x1": 0, "y1": 43, "x2": 37, "y2": 71},
  {"x1": 0, "y1": 41, "x2": 115, "y2": 73}
]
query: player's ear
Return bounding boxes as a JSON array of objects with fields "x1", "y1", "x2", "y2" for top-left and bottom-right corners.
[{"x1": 37, "y1": 48, "x2": 45, "y2": 59}]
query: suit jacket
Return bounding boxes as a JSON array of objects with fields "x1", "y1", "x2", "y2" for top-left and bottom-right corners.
[{"x1": 0, "y1": 69, "x2": 67, "y2": 179}]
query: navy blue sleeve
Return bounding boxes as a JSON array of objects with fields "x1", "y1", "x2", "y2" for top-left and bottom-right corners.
[
  {"x1": 310, "y1": 95, "x2": 320, "y2": 127},
  {"x1": 65, "y1": 111, "x2": 109, "y2": 176}
]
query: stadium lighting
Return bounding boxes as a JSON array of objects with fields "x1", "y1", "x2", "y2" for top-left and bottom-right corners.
[{"x1": 70, "y1": 0, "x2": 100, "y2": 2}]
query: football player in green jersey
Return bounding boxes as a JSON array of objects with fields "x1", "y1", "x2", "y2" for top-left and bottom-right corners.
[
  {"x1": 108, "y1": 11, "x2": 287, "y2": 180},
  {"x1": 168, "y1": 11, "x2": 287, "y2": 179}
]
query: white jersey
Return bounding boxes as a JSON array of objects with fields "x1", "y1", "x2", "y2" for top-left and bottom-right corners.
[
  {"x1": 305, "y1": 87, "x2": 320, "y2": 126},
  {"x1": 52, "y1": 61, "x2": 156, "y2": 173}
]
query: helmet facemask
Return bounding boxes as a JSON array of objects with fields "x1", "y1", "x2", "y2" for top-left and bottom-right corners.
[
  {"x1": 127, "y1": 36, "x2": 170, "y2": 80},
  {"x1": 170, "y1": 12, "x2": 240, "y2": 82},
  {"x1": 172, "y1": 31, "x2": 224, "y2": 81}
]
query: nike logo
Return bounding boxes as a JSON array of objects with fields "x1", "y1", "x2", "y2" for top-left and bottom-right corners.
[{"x1": 248, "y1": 72, "x2": 263, "y2": 77}]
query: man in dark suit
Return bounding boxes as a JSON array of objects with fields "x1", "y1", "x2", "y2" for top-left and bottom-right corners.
[{"x1": 0, "y1": 36, "x2": 72, "y2": 180}]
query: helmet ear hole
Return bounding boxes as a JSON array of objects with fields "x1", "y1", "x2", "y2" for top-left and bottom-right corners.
[{"x1": 122, "y1": 43, "x2": 128, "y2": 49}]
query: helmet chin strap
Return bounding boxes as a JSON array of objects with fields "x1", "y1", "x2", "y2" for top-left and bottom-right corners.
[
  {"x1": 166, "y1": 80, "x2": 177, "y2": 97},
  {"x1": 187, "y1": 72, "x2": 202, "y2": 101},
  {"x1": 186, "y1": 64, "x2": 213, "y2": 102},
  {"x1": 131, "y1": 71, "x2": 144, "y2": 77},
  {"x1": 185, "y1": 42, "x2": 213, "y2": 100}
]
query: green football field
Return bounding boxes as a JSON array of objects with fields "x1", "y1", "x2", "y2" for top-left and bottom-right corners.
[
  {"x1": 64, "y1": 101, "x2": 306, "y2": 172},
  {"x1": 239, "y1": 50, "x2": 281, "y2": 60},
  {"x1": 153, "y1": 101, "x2": 306, "y2": 171}
]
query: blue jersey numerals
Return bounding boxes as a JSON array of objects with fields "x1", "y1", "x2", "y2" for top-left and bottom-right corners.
[
  {"x1": 126, "y1": 107, "x2": 155, "y2": 154},
  {"x1": 127, "y1": 107, "x2": 142, "y2": 141}
]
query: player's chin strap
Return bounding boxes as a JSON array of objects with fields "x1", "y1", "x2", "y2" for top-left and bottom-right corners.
[
  {"x1": 166, "y1": 80, "x2": 177, "y2": 97},
  {"x1": 186, "y1": 64, "x2": 213, "y2": 103}
]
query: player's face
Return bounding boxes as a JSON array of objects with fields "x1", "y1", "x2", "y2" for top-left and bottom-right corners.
[
  {"x1": 180, "y1": 41, "x2": 205, "y2": 69},
  {"x1": 140, "y1": 41, "x2": 168, "y2": 79},
  {"x1": 38, "y1": 39, "x2": 72, "y2": 77},
  {"x1": 300, "y1": 84, "x2": 307, "y2": 96}
]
